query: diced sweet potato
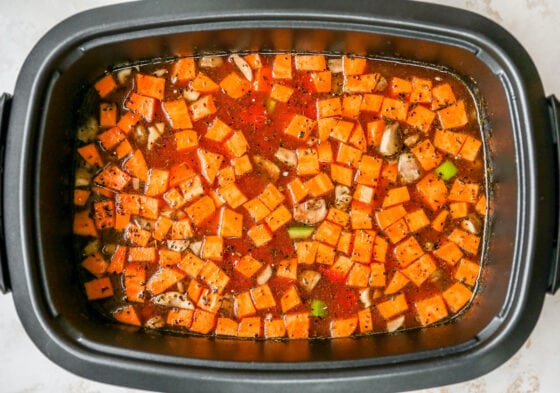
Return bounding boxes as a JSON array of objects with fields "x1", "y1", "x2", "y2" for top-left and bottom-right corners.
[
  {"x1": 431, "y1": 209, "x2": 449, "y2": 232},
  {"x1": 410, "y1": 77, "x2": 432, "y2": 104},
  {"x1": 113, "y1": 305, "x2": 141, "y2": 326},
  {"x1": 315, "y1": 243, "x2": 336, "y2": 265},
  {"x1": 373, "y1": 235, "x2": 389, "y2": 263},
  {"x1": 178, "y1": 252, "x2": 206, "y2": 278},
  {"x1": 94, "y1": 74, "x2": 117, "y2": 98},
  {"x1": 448, "y1": 179, "x2": 479, "y2": 203},
  {"x1": 81, "y1": 252, "x2": 108, "y2": 278},
  {"x1": 158, "y1": 249, "x2": 182, "y2": 266},
  {"x1": 235, "y1": 291, "x2": 257, "y2": 318},
  {"x1": 265, "y1": 205, "x2": 292, "y2": 232},
  {"x1": 305, "y1": 172, "x2": 334, "y2": 198},
  {"x1": 394, "y1": 236, "x2": 424, "y2": 268},
  {"x1": 126, "y1": 93, "x2": 156, "y2": 122},
  {"x1": 286, "y1": 177, "x2": 308, "y2": 204},
  {"x1": 437, "y1": 100, "x2": 468, "y2": 129},
  {"x1": 224, "y1": 131, "x2": 249, "y2": 158},
  {"x1": 235, "y1": 254, "x2": 263, "y2": 278},
  {"x1": 384, "y1": 218, "x2": 410, "y2": 244},
  {"x1": 280, "y1": 285, "x2": 302, "y2": 313},
  {"x1": 402, "y1": 254, "x2": 437, "y2": 287},
  {"x1": 415, "y1": 294, "x2": 448, "y2": 326},
  {"x1": 145, "y1": 169, "x2": 169, "y2": 197},
  {"x1": 123, "y1": 149, "x2": 149, "y2": 182},
  {"x1": 217, "y1": 183, "x2": 248, "y2": 209},
  {"x1": 93, "y1": 200, "x2": 115, "y2": 230},
  {"x1": 232, "y1": 154, "x2": 253, "y2": 176},
  {"x1": 219, "y1": 207, "x2": 243, "y2": 238},
  {"x1": 99, "y1": 102, "x2": 117, "y2": 127},
  {"x1": 350, "y1": 201, "x2": 373, "y2": 230},
  {"x1": 270, "y1": 83, "x2": 294, "y2": 103},
  {"x1": 190, "y1": 309, "x2": 217, "y2": 334},
  {"x1": 458, "y1": 135, "x2": 482, "y2": 161},
  {"x1": 330, "y1": 163, "x2": 354, "y2": 187},
  {"x1": 358, "y1": 308, "x2": 373, "y2": 333},
  {"x1": 296, "y1": 241, "x2": 319, "y2": 265},
  {"x1": 191, "y1": 72, "x2": 220, "y2": 93},
  {"x1": 238, "y1": 317, "x2": 262, "y2": 338},
  {"x1": 201, "y1": 235, "x2": 224, "y2": 261},
  {"x1": 443, "y1": 282, "x2": 473, "y2": 313},
  {"x1": 405, "y1": 209, "x2": 430, "y2": 232},
  {"x1": 454, "y1": 258, "x2": 481, "y2": 286},
  {"x1": 171, "y1": 57, "x2": 196, "y2": 83},
  {"x1": 448, "y1": 229, "x2": 481, "y2": 255},
  {"x1": 317, "y1": 97, "x2": 342, "y2": 118},
  {"x1": 272, "y1": 54, "x2": 292, "y2": 79},
  {"x1": 310, "y1": 70, "x2": 332, "y2": 93},
  {"x1": 380, "y1": 97, "x2": 409, "y2": 121},
  {"x1": 284, "y1": 312, "x2": 309, "y2": 339},
  {"x1": 382, "y1": 186, "x2": 410, "y2": 208},
  {"x1": 346, "y1": 261, "x2": 371, "y2": 287},
  {"x1": 276, "y1": 258, "x2": 298, "y2": 281},
  {"x1": 284, "y1": 114, "x2": 316, "y2": 142},
  {"x1": 265, "y1": 318, "x2": 287, "y2": 338},
  {"x1": 314, "y1": 221, "x2": 342, "y2": 246},
  {"x1": 431, "y1": 83, "x2": 456, "y2": 110},
  {"x1": 336, "y1": 143, "x2": 363, "y2": 168},
  {"x1": 433, "y1": 130, "x2": 467, "y2": 156},
  {"x1": 167, "y1": 308, "x2": 194, "y2": 328},
  {"x1": 124, "y1": 262, "x2": 146, "y2": 303},
  {"x1": 411, "y1": 139, "x2": 442, "y2": 171},
  {"x1": 186, "y1": 195, "x2": 216, "y2": 226},
  {"x1": 215, "y1": 317, "x2": 238, "y2": 337},
  {"x1": 220, "y1": 71, "x2": 252, "y2": 99},
  {"x1": 189, "y1": 95, "x2": 217, "y2": 121},
  {"x1": 247, "y1": 224, "x2": 273, "y2": 247},
  {"x1": 296, "y1": 148, "x2": 320, "y2": 176},
  {"x1": 406, "y1": 105, "x2": 436, "y2": 133},
  {"x1": 199, "y1": 261, "x2": 230, "y2": 293},
  {"x1": 416, "y1": 173, "x2": 448, "y2": 211},
  {"x1": 449, "y1": 202, "x2": 469, "y2": 219},
  {"x1": 146, "y1": 267, "x2": 186, "y2": 295},
  {"x1": 136, "y1": 73, "x2": 165, "y2": 100},
  {"x1": 342, "y1": 56, "x2": 366, "y2": 75},
  {"x1": 250, "y1": 284, "x2": 277, "y2": 310},
  {"x1": 73, "y1": 210, "x2": 98, "y2": 237},
  {"x1": 351, "y1": 230, "x2": 374, "y2": 263},
  {"x1": 78, "y1": 143, "x2": 103, "y2": 167},
  {"x1": 384, "y1": 271, "x2": 410, "y2": 295},
  {"x1": 330, "y1": 316, "x2": 358, "y2": 338},
  {"x1": 162, "y1": 98, "x2": 193, "y2": 129},
  {"x1": 107, "y1": 246, "x2": 127, "y2": 274},
  {"x1": 344, "y1": 73, "x2": 380, "y2": 93},
  {"x1": 377, "y1": 293, "x2": 408, "y2": 320}
]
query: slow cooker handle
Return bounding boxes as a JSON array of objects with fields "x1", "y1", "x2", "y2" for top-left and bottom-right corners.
[
  {"x1": 548, "y1": 94, "x2": 560, "y2": 294},
  {"x1": 0, "y1": 93, "x2": 11, "y2": 294}
]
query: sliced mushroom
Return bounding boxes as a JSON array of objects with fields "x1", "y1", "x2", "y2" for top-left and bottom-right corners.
[
  {"x1": 145, "y1": 315, "x2": 165, "y2": 329},
  {"x1": 274, "y1": 147, "x2": 297, "y2": 167},
  {"x1": 117, "y1": 68, "x2": 132, "y2": 85},
  {"x1": 189, "y1": 240, "x2": 203, "y2": 255},
  {"x1": 386, "y1": 315, "x2": 405, "y2": 332},
  {"x1": 379, "y1": 122, "x2": 402, "y2": 156},
  {"x1": 199, "y1": 55, "x2": 223, "y2": 68},
  {"x1": 256, "y1": 265, "x2": 273, "y2": 286},
  {"x1": 152, "y1": 68, "x2": 168, "y2": 77},
  {"x1": 327, "y1": 58, "x2": 343, "y2": 73},
  {"x1": 131, "y1": 177, "x2": 140, "y2": 190},
  {"x1": 152, "y1": 291, "x2": 194, "y2": 309},
  {"x1": 334, "y1": 185, "x2": 352, "y2": 211},
  {"x1": 134, "y1": 124, "x2": 148, "y2": 146},
  {"x1": 76, "y1": 117, "x2": 98, "y2": 143},
  {"x1": 429, "y1": 269, "x2": 443, "y2": 283},
  {"x1": 220, "y1": 293, "x2": 235, "y2": 318},
  {"x1": 75, "y1": 167, "x2": 93, "y2": 187},
  {"x1": 230, "y1": 54, "x2": 253, "y2": 81},
  {"x1": 298, "y1": 270, "x2": 322, "y2": 292},
  {"x1": 167, "y1": 240, "x2": 190, "y2": 252},
  {"x1": 253, "y1": 155, "x2": 280, "y2": 181},
  {"x1": 182, "y1": 87, "x2": 201, "y2": 102},
  {"x1": 404, "y1": 133, "x2": 420, "y2": 147},
  {"x1": 375, "y1": 76, "x2": 388, "y2": 92},
  {"x1": 461, "y1": 213, "x2": 482, "y2": 235},
  {"x1": 359, "y1": 288, "x2": 372, "y2": 308},
  {"x1": 398, "y1": 152, "x2": 421, "y2": 184},
  {"x1": 293, "y1": 198, "x2": 327, "y2": 225},
  {"x1": 147, "y1": 122, "x2": 165, "y2": 150},
  {"x1": 134, "y1": 217, "x2": 156, "y2": 231}
]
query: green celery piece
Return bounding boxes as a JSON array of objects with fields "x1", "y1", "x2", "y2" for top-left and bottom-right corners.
[
  {"x1": 287, "y1": 226, "x2": 314, "y2": 240},
  {"x1": 310, "y1": 299, "x2": 327, "y2": 317},
  {"x1": 436, "y1": 160, "x2": 458, "y2": 181}
]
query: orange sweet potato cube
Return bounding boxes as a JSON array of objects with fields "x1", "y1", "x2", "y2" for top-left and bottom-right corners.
[
  {"x1": 259, "y1": 183, "x2": 285, "y2": 210},
  {"x1": 416, "y1": 173, "x2": 448, "y2": 211},
  {"x1": 448, "y1": 229, "x2": 480, "y2": 255},
  {"x1": 162, "y1": 99, "x2": 193, "y2": 130},
  {"x1": 199, "y1": 261, "x2": 230, "y2": 293},
  {"x1": 247, "y1": 224, "x2": 273, "y2": 247},
  {"x1": 346, "y1": 263, "x2": 371, "y2": 288},
  {"x1": 296, "y1": 241, "x2": 318, "y2": 264},
  {"x1": 317, "y1": 97, "x2": 342, "y2": 118},
  {"x1": 250, "y1": 284, "x2": 277, "y2": 310},
  {"x1": 231, "y1": 154, "x2": 253, "y2": 176},
  {"x1": 286, "y1": 177, "x2": 308, "y2": 204},
  {"x1": 330, "y1": 316, "x2": 358, "y2": 338},
  {"x1": 206, "y1": 118, "x2": 233, "y2": 142},
  {"x1": 350, "y1": 201, "x2": 373, "y2": 230},
  {"x1": 358, "y1": 308, "x2": 373, "y2": 333},
  {"x1": 431, "y1": 83, "x2": 456, "y2": 110},
  {"x1": 264, "y1": 318, "x2": 287, "y2": 338},
  {"x1": 402, "y1": 254, "x2": 437, "y2": 287},
  {"x1": 351, "y1": 230, "x2": 374, "y2": 264},
  {"x1": 235, "y1": 291, "x2": 257, "y2": 319},
  {"x1": 377, "y1": 293, "x2": 409, "y2": 320},
  {"x1": 406, "y1": 105, "x2": 436, "y2": 133},
  {"x1": 270, "y1": 83, "x2": 294, "y2": 102},
  {"x1": 315, "y1": 243, "x2": 336, "y2": 265},
  {"x1": 234, "y1": 254, "x2": 263, "y2": 278},
  {"x1": 394, "y1": 236, "x2": 424, "y2": 268},
  {"x1": 454, "y1": 259, "x2": 481, "y2": 286},
  {"x1": 272, "y1": 54, "x2": 292, "y2": 79},
  {"x1": 276, "y1": 258, "x2": 298, "y2": 280},
  {"x1": 264, "y1": 205, "x2": 292, "y2": 232},
  {"x1": 305, "y1": 173, "x2": 334, "y2": 198},
  {"x1": 443, "y1": 282, "x2": 473, "y2": 313},
  {"x1": 94, "y1": 74, "x2": 117, "y2": 98},
  {"x1": 217, "y1": 183, "x2": 248, "y2": 209},
  {"x1": 437, "y1": 100, "x2": 468, "y2": 129},
  {"x1": 384, "y1": 218, "x2": 410, "y2": 244},
  {"x1": 215, "y1": 317, "x2": 238, "y2": 337},
  {"x1": 219, "y1": 207, "x2": 243, "y2": 238},
  {"x1": 238, "y1": 317, "x2": 262, "y2": 338},
  {"x1": 314, "y1": 220, "x2": 342, "y2": 246},
  {"x1": 190, "y1": 309, "x2": 217, "y2": 334},
  {"x1": 243, "y1": 198, "x2": 271, "y2": 223},
  {"x1": 382, "y1": 186, "x2": 410, "y2": 208},
  {"x1": 296, "y1": 148, "x2": 320, "y2": 176},
  {"x1": 167, "y1": 308, "x2": 194, "y2": 328},
  {"x1": 186, "y1": 195, "x2": 216, "y2": 227},
  {"x1": 189, "y1": 95, "x2": 217, "y2": 121},
  {"x1": 280, "y1": 285, "x2": 302, "y2": 313},
  {"x1": 336, "y1": 143, "x2": 363, "y2": 168},
  {"x1": 411, "y1": 139, "x2": 442, "y2": 171},
  {"x1": 380, "y1": 97, "x2": 409, "y2": 121},
  {"x1": 220, "y1": 71, "x2": 252, "y2": 99},
  {"x1": 284, "y1": 312, "x2": 309, "y2": 339},
  {"x1": 201, "y1": 235, "x2": 223, "y2": 261},
  {"x1": 330, "y1": 163, "x2": 354, "y2": 187},
  {"x1": 415, "y1": 294, "x2": 448, "y2": 326},
  {"x1": 284, "y1": 114, "x2": 316, "y2": 142},
  {"x1": 404, "y1": 209, "x2": 430, "y2": 232}
]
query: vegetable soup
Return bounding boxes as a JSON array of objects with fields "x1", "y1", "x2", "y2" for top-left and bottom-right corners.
[{"x1": 73, "y1": 53, "x2": 486, "y2": 339}]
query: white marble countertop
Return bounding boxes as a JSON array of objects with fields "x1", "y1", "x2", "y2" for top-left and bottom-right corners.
[{"x1": 0, "y1": 1, "x2": 558, "y2": 392}]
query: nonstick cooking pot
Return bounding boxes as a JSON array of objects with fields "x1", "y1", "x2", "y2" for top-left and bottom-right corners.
[{"x1": 1, "y1": 0, "x2": 559, "y2": 392}]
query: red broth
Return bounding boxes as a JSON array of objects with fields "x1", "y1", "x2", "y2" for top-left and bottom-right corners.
[{"x1": 73, "y1": 53, "x2": 486, "y2": 339}]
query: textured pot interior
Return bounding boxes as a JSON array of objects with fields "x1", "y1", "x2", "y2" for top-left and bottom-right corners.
[{"x1": 34, "y1": 24, "x2": 516, "y2": 366}]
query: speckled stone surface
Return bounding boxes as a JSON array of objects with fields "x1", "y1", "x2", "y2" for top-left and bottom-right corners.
[{"x1": 0, "y1": 1, "x2": 558, "y2": 392}]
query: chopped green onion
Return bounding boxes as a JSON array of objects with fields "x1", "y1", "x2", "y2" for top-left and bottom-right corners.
[
  {"x1": 436, "y1": 160, "x2": 458, "y2": 181},
  {"x1": 266, "y1": 98, "x2": 277, "y2": 114},
  {"x1": 287, "y1": 226, "x2": 314, "y2": 240},
  {"x1": 310, "y1": 299, "x2": 327, "y2": 317}
]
